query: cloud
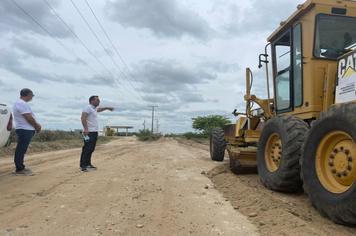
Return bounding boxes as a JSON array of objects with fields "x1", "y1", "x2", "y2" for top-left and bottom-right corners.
[
  {"x1": 133, "y1": 59, "x2": 216, "y2": 94},
  {"x1": 199, "y1": 60, "x2": 240, "y2": 73},
  {"x1": 129, "y1": 58, "x2": 221, "y2": 109},
  {"x1": 12, "y1": 37, "x2": 77, "y2": 64},
  {"x1": 0, "y1": 49, "x2": 117, "y2": 86},
  {"x1": 106, "y1": 0, "x2": 213, "y2": 39},
  {"x1": 0, "y1": 0, "x2": 71, "y2": 38},
  {"x1": 224, "y1": 0, "x2": 304, "y2": 35}
]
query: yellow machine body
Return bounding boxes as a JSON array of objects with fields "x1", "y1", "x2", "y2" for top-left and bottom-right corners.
[{"x1": 226, "y1": 0, "x2": 356, "y2": 169}]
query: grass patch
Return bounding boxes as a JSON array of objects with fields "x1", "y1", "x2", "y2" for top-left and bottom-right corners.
[
  {"x1": 1, "y1": 131, "x2": 114, "y2": 157},
  {"x1": 136, "y1": 129, "x2": 161, "y2": 141}
]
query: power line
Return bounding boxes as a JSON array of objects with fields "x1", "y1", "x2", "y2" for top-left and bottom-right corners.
[
  {"x1": 41, "y1": 0, "x2": 137, "y2": 100},
  {"x1": 9, "y1": 0, "x2": 94, "y2": 74},
  {"x1": 9, "y1": 0, "x2": 126, "y2": 94},
  {"x1": 68, "y1": 0, "x2": 144, "y2": 101},
  {"x1": 83, "y1": 0, "x2": 142, "y2": 86}
]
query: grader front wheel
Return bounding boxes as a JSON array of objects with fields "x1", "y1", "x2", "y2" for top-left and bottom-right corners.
[
  {"x1": 264, "y1": 133, "x2": 282, "y2": 172},
  {"x1": 302, "y1": 103, "x2": 356, "y2": 226},
  {"x1": 210, "y1": 128, "x2": 226, "y2": 162},
  {"x1": 257, "y1": 116, "x2": 308, "y2": 192}
]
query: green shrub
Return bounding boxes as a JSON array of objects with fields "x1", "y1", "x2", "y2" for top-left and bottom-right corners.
[
  {"x1": 9, "y1": 130, "x2": 82, "y2": 143},
  {"x1": 192, "y1": 115, "x2": 230, "y2": 135},
  {"x1": 137, "y1": 129, "x2": 161, "y2": 141},
  {"x1": 182, "y1": 132, "x2": 208, "y2": 139}
]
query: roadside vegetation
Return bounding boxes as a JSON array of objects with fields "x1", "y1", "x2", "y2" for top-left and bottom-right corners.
[
  {"x1": 136, "y1": 129, "x2": 162, "y2": 141},
  {"x1": 165, "y1": 115, "x2": 231, "y2": 144},
  {"x1": 0, "y1": 130, "x2": 113, "y2": 157}
]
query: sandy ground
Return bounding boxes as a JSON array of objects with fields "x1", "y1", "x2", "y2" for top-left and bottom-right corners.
[
  {"x1": 176, "y1": 139, "x2": 356, "y2": 236},
  {"x1": 0, "y1": 137, "x2": 257, "y2": 236}
]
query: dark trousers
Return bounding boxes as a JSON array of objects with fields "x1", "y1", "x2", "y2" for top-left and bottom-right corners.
[
  {"x1": 14, "y1": 129, "x2": 35, "y2": 171},
  {"x1": 80, "y1": 132, "x2": 98, "y2": 168}
]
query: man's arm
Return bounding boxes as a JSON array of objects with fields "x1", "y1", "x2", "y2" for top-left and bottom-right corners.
[
  {"x1": 97, "y1": 107, "x2": 114, "y2": 113},
  {"x1": 23, "y1": 113, "x2": 41, "y2": 132},
  {"x1": 81, "y1": 112, "x2": 89, "y2": 135}
]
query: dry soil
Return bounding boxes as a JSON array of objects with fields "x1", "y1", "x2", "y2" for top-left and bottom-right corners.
[{"x1": 0, "y1": 137, "x2": 257, "y2": 236}]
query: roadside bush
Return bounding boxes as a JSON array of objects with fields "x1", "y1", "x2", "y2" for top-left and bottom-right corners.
[
  {"x1": 8, "y1": 130, "x2": 82, "y2": 143},
  {"x1": 192, "y1": 115, "x2": 230, "y2": 135},
  {"x1": 182, "y1": 132, "x2": 208, "y2": 140},
  {"x1": 33, "y1": 130, "x2": 82, "y2": 142},
  {"x1": 137, "y1": 129, "x2": 161, "y2": 141}
]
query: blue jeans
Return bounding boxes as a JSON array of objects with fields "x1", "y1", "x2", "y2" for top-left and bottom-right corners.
[
  {"x1": 14, "y1": 129, "x2": 35, "y2": 171},
  {"x1": 80, "y1": 132, "x2": 98, "y2": 168}
]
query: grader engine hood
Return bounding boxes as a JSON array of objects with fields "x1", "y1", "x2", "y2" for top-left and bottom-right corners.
[{"x1": 336, "y1": 50, "x2": 356, "y2": 103}]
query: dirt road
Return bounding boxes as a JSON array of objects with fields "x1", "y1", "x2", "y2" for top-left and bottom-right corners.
[
  {"x1": 1, "y1": 138, "x2": 356, "y2": 236},
  {"x1": 0, "y1": 138, "x2": 257, "y2": 236}
]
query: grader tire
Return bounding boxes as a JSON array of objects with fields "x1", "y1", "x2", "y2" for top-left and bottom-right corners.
[
  {"x1": 302, "y1": 103, "x2": 356, "y2": 226},
  {"x1": 257, "y1": 116, "x2": 309, "y2": 192},
  {"x1": 210, "y1": 128, "x2": 226, "y2": 162}
]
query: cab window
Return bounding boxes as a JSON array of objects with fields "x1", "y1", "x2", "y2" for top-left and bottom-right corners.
[
  {"x1": 293, "y1": 24, "x2": 303, "y2": 107},
  {"x1": 273, "y1": 31, "x2": 291, "y2": 111},
  {"x1": 315, "y1": 14, "x2": 356, "y2": 59}
]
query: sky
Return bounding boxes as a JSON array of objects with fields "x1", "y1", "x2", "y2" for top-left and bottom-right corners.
[{"x1": 0, "y1": 0, "x2": 304, "y2": 133}]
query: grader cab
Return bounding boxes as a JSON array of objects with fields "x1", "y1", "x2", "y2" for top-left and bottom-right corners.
[{"x1": 210, "y1": 0, "x2": 356, "y2": 225}]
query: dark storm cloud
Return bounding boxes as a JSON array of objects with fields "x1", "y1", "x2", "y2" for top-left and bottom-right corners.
[
  {"x1": 0, "y1": 0, "x2": 71, "y2": 38},
  {"x1": 106, "y1": 0, "x2": 213, "y2": 39}
]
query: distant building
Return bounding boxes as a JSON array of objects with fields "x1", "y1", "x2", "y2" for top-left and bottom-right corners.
[{"x1": 104, "y1": 126, "x2": 134, "y2": 136}]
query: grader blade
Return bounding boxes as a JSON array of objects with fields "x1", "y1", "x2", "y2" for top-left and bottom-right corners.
[{"x1": 227, "y1": 146, "x2": 257, "y2": 174}]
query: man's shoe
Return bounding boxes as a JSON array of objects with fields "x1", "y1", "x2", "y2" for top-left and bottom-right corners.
[
  {"x1": 15, "y1": 168, "x2": 34, "y2": 176},
  {"x1": 81, "y1": 167, "x2": 88, "y2": 172},
  {"x1": 87, "y1": 165, "x2": 97, "y2": 170}
]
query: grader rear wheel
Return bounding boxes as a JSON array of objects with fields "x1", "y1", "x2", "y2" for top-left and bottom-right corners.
[
  {"x1": 302, "y1": 103, "x2": 356, "y2": 225},
  {"x1": 316, "y1": 131, "x2": 355, "y2": 194},
  {"x1": 257, "y1": 116, "x2": 308, "y2": 192}
]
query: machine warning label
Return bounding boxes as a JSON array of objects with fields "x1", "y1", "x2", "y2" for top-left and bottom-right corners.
[{"x1": 336, "y1": 51, "x2": 356, "y2": 103}]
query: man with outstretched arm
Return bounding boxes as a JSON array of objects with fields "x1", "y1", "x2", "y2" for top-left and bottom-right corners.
[
  {"x1": 13, "y1": 88, "x2": 41, "y2": 175},
  {"x1": 80, "y1": 95, "x2": 113, "y2": 172}
]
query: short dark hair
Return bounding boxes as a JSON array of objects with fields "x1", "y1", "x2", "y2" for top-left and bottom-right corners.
[
  {"x1": 20, "y1": 88, "x2": 34, "y2": 97},
  {"x1": 89, "y1": 95, "x2": 99, "y2": 103}
]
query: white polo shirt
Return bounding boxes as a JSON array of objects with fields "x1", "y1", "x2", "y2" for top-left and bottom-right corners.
[
  {"x1": 13, "y1": 98, "x2": 35, "y2": 131},
  {"x1": 83, "y1": 105, "x2": 98, "y2": 132}
]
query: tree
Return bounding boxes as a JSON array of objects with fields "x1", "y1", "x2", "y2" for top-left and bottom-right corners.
[{"x1": 192, "y1": 115, "x2": 231, "y2": 135}]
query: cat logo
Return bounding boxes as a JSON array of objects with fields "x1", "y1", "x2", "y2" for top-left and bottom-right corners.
[
  {"x1": 336, "y1": 50, "x2": 356, "y2": 103},
  {"x1": 338, "y1": 52, "x2": 356, "y2": 79}
]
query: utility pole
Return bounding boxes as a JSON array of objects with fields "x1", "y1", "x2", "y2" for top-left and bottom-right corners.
[
  {"x1": 149, "y1": 106, "x2": 158, "y2": 133},
  {"x1": 143, "y1": 120, "x2": 146, "y2": 130},
  {"x1": 156, "y1": 119, "x2": 159, "y2": 134}
]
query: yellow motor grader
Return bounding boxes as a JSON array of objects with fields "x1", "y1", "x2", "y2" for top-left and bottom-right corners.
[{"x1": 210, "y1": 0, "x2": 356, "y2": 225}]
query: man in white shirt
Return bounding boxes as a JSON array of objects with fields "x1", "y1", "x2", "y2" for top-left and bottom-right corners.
[
  {"x1": 80, "y1": 95, "x2": 113, "y2": 172},
  {"x1": 13, "y1": 88, "x2": 41, "y2": 175}
]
